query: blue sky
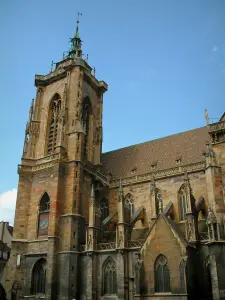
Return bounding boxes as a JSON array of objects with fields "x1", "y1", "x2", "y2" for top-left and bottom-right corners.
[{"x1": 0, "y1": 0, "x2": 224, "y2": 222}]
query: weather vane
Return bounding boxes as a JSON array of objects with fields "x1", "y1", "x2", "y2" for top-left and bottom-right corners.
[{"x1": 77, "y1": 12, "x2": 82, "y2": 24}]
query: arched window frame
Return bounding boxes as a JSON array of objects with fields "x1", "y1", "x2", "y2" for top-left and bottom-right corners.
[
  {"x1": 38, "y1": 192, "x2": 50, "y2": 236},
  {"x1": 178, "y1": 184, "x2": 187, "y2": 221},
  {"x1": 125, "y1": 193, "x2": 134, "y2": 218},
  {"x1": 31, "y1": 259, "x2": 46, "y2": 295},
  {"x1": 81, "y1": 97, "x2": 92, "y2": 161},
  {"x1": 155, "y1": 189, "x2": 162, "y2": 216},
  {"x1": 103, "y1": 257, "x2": 117, "y2": 295},
  {"x1": 47, "y1": 93, "x2": 62, "y2": 154},
  {"x1": 155, "y1": 254, "x2": 170, "y2": 293}
]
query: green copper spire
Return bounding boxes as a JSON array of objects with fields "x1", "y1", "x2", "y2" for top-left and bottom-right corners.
[{"x1": 68, "y1": 12, "x2": 83, "y2": 58}]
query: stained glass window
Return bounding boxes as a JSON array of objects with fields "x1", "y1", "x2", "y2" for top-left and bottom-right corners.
[
  {"x1": 103, "y1": 258, "x2": 117, "y2": 295},
  {"x1": 155, "y1": 255, "x2": 170, "y2": 293},
  {"x1": 38, "y1": 193, "x2": 50, "y2": 235}
]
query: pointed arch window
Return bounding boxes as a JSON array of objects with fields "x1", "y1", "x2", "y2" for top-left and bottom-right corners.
[
  {"x1": 155, "y1": 189, "x2": 162, "y2": 216},
  {"x1": 38, "y1": 193, "x2": 50, "y2": 236},
  {"x1": 81, "y1": 98, "x2": 92, "y2": 161},
  {"x1": 155, "y1": 254, "x2": 170, "y2": 293},
  {"x1": 180, "y1": 259, "x2": 186, "y2": 293},
  {"x1": 179, "y1": 185, "x2": 186, "y2": 221},
  {"x1": 125, "y1": 194, "x2": 134, "y2": 218},
  {"x1": 31, "y1": 259, "x2": 46, "y2": 294},
  {"x1": 47, "y1": 94, "x2": 61, "y2": 154},
  {"x1": 103, "y1": 257, "x2": 117, "y2": 295}
]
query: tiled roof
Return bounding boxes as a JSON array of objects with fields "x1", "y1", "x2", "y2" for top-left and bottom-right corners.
[{"x1": 101, "y1": 127, "x2": 210, "y2": 179}]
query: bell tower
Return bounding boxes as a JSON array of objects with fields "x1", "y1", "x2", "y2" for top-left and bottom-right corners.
[{"x1": 4, "y1": 15, "x2": 108, "y2": 300}]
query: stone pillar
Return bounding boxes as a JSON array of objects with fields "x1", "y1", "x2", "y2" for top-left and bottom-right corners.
[
  {"x1": 134, "y1": 253, "x2": 143, "y2": 299},
  {"x1": 183, "y1": 172, "x2": 198, "y2": 242},
  {"x1": 86, "y1": 253, "x2": 93, "y2": 300},
  {"x1": 86, "y1": 184, "x2": 96, "y2": 252},
  {"x1": 208, "y1": 255, "x2": 220, "y2": 300},
  {"x1": 117, "y1": 180, "x2": 125, "y2": 249},
  {"x1": 150, "y1": 177, "x2": 157, "y2": 220},
  {"x1": 117, "y1": 251, "x2": 125, "y2": 300}
]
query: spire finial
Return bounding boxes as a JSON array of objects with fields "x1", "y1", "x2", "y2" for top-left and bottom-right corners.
[
  {"x1": 205, "y1": 109, "x2": 209, "y2": 125},
  {"x1": 75, "y1": 12, "x2": 82, "y2": 38}
]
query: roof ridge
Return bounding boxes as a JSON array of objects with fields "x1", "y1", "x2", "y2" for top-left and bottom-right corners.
[{"x1": 102, "y1": 126, "x2": 207, "y2": 155}]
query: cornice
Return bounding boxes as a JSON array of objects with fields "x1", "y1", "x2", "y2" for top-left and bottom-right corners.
[{"x1": 110, "y1": 161, "x2": 206, "y2": 188}]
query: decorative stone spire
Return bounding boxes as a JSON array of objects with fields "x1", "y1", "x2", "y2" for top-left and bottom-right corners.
[
  {"x1": 158, "y1": 197, "x2": 163, "y2": 214},
  {"x1": 28, "y1": 99, "x2": 34, "y2": 124},
  {"x1": 69, "y1": 12, "x2": 83, "y2": 58},
  {"x1": 206, "y1": 205, "x2": 220, "y2": 241},
  {"x1": 204, "y1": 143, "x2": 216, "y2": 167},
  {"x1": 206, "y1": 205, "x2": 217, "y2": 225},
  {"x1": 205, "y1": 109, "x2": 209, "y2": 125},
  {"x1": 150, "y1": 176, "x2": 156, "y2": 193},
  {"x1": 90, "y1": 183, "x2": 95, "y2": 207},
  {"x1": 118, "y1": 178, "x2": 124, "y2": 202}
]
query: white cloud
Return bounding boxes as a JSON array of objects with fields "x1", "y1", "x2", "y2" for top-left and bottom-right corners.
[
  {"x1": 212, "y1": 45, "x2": 218, "y2": 52},
  {"x1": 0, "y1": 189, "x2": 17, "y2": 225}
]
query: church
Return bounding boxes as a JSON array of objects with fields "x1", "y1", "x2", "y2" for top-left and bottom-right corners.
[{"x1": 3, "y1": 17, "x2": 225, "y2": 300}]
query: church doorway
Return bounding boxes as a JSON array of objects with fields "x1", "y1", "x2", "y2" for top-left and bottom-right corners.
[
  {"x1": 11, "y1": 281, "x2": 21, "y2": 300},
  {"x1": 0, "y1": 283, "x2": 7, "y2": 300}
]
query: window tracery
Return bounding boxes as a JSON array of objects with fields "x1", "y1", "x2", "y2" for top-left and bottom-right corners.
[
  {"x1": 179, "y1": 185, "x2": 186, "y2": 221},
  {"x1": 155, "y1": 254, "x2": 170, "y2": 293},
  {"x1": 125, "y1": 194, "x2": 134, "y2": 218},
  {"x1": 47, "y1": 94, "x2": 61, "y2": 154},
  {"x1": 103, "y1": 257, "x2": 117, "y2": 295},
  {"x1": 31, "y1": 259, "x2": 46, "y2": 294}
]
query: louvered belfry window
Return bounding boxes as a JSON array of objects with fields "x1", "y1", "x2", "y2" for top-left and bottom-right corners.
[
  {"x1": 47, "y1": 94, "x2": 61, "y2": 154},
  {"x1": 155, "y1": 254, "x2": 170, "y2": 293}
]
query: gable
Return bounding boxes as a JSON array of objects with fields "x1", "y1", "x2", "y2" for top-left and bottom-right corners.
[{"x1": 141, "y1": 215, "x2": 187, "y2": 262}]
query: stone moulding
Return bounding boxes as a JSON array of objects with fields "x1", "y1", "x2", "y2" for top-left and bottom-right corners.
[
  {"x1": 18, "y1": 152, "x2": 66, "y2": 174},
  {"x1": 110, "y1": 161, "x2": 206, "y2": 187}
]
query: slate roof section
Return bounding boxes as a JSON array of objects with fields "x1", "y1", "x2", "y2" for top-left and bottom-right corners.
[{"x1": 101, "y1": 126, "x2": 210, "y2": 179}]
